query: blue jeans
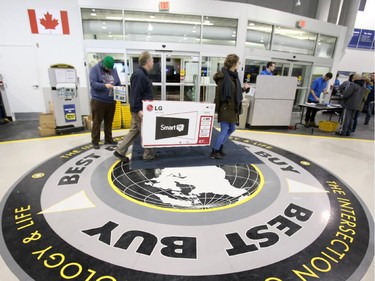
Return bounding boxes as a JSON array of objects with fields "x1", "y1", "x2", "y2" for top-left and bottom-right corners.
[{"x1": 213, "y1": 121, "x2": 236, "y2": 151}]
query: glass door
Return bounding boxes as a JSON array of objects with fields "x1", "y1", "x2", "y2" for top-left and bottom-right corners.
[
  {"x1": 126, "y1": 51, "x2": 200, "y2": 102},
  {"x1": 126, "y1": 52, "x2": 162, "y2": 101},
  {"x1": 290, "y1": 63, "x2": 312, "y2": 109},
  {"x1": 200, "y1": 56, "x2": 226, "y2": 103},
  {"x1": 165, "y1": 53, "x2": 200, "y2": 101}
]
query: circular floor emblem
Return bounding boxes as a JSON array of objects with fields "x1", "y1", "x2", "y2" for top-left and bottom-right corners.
[
  {"x1": 0, "y1": 137, "x2": 373, "y2": 281},
  {"x1": 111, "y1": 164, "x2": 263, "y2": 211}
]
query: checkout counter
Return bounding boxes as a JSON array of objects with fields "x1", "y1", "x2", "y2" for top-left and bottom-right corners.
[{"x1": 246, "y1": 76, "x2": 297, "y2": 127}]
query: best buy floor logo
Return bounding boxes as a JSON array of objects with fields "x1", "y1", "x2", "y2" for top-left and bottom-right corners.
[{"x1": 0, "y1": 136, "x2": 373, "y2": 281}]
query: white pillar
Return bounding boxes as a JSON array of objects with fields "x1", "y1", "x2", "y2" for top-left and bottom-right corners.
[
  {"x1": 316, "y1": 0, "x2": 331, "y2": 22},
  {"x1": 327, "y1": 0, "x2": 343, "y2": 24},
  {"x1": 339, "y1": 0, "x2": 361, "y2": 52}
]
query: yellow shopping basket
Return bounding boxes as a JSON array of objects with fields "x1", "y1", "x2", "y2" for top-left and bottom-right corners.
[{"x1": 318, "y1": 121, "x2": 339, "y2": 132}]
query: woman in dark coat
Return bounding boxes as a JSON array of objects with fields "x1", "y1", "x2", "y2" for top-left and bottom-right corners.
[{"x1": 210, "y1": 54, "x2": 249, "y2": 159}]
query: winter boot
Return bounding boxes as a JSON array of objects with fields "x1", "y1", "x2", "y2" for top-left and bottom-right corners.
[{"x1": 210, "y1": 149, "x2": 222, "y2": 159}]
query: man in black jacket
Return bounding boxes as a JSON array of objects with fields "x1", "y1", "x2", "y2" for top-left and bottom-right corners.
[{"x1": 113, "y1": 51, "x2": 157, "y2": 162}]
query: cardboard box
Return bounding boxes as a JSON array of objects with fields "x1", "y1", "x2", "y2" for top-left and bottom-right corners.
[
  {"x1": 142, "y1": 101, "x2": 215, "y2": 148},
  {"x1": 38, "y1": 127, "x2": 56, "y2": 137},
  {"x1": 39, "y1": 113, "x2": 56, "y2": 129},
  {"x1": 83, "y1": 115, "x2": 92, "y2": 130},
  {"x1": 48, "y1": 101, "x2": 54, "y2": 113}
]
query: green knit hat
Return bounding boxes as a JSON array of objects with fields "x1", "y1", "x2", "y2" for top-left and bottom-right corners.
[{"x1": 102, "y1": 56, "x2": 114, "y2": 69}]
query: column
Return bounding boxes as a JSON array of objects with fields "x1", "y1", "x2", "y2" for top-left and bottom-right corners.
[
  {"x1": 327, "y1": 0, "x2": 343, "y2": 24},
  {"x1": 316, "y1": 0, "x2": 331, "y2": 22}
]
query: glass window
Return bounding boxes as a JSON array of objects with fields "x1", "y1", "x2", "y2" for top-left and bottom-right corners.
[
  {"x1": 243, "y1": 60, "x2": 273, "y2": 83},
  {"x1": 246, "y1": 21, "x2": 272, "y2": 50},
  {"x1": 201, "y1": 16, "x2": 238, "y2": 46},
  {"x1": 316, "y1": 34, "x2": 337, "y2": 58},
  {"x1": 81, "y1": 8, "x2": 124, "y2": 40},
  {"x1": 200, "y1": 56, "x2": 225, "y2": 102},
  {"x1": 272, "y1": 26, "x2": 317, "y2": 55},
  {"x1": 124, "y1": 11, "x2": 201, "y2": 44}
]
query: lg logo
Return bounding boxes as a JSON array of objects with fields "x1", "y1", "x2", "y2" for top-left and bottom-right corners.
[
  {"x1": 176, "y1": 124, "x2": 184, "y2": 132},
  {"x1": 146, "y1": 105, "x2": 163, "y2": 112}
]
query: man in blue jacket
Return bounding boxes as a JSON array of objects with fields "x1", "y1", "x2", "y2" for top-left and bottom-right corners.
[
  {"x1": 259, "y1": 62, "x2": 275, "y2": 75},
  {"x1": 90, "y1": 56, "x2": 121, "y2": 149},
  {"x1": 114, "y1": 51, "x2": 156, "y2": 162},
  {"x1": 305, "y1": 72, "x2": 333, "y2": 127}
]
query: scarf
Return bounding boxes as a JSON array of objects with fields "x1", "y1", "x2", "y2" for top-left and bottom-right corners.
[{"x1": 221, "y1": 67, "x2": 243, "y2": 114}]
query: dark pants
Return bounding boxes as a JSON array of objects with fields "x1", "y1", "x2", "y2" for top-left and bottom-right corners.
[
  {"x1": 305, "y1": 100, "x2": 318, "y2": 123},
  {"x1": 351, "y1": 110, "x2": 359, "y2": 132},
  {"x1": 365, "y1": 102, "x2": 374, "y2": 123},
  {"x1": 340, "y1": 108, "x2": 355, "y2": 135},
  {"x1": 90, "y1": 99, "x2": 116, "y2": 144}
]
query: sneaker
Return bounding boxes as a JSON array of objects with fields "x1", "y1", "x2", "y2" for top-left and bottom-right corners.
[
  {"x1": 105, "y1": 139, "x2": 118, "y2": 145},
  {"x1": 92, "y1": 143, "x2": 100, "y2": 149},
  {"x1": 210, "y1": 150, "x2": 222, "y2": 159},
  {"x1": 143, "y1": 155, "x2": 159, "y2": 161},
  {"x1": 309, "y1": 122, "x2": 318, "y2": 128},
  {"x1": 113, "y1": 151, "x2": 129, "y2": 163}
]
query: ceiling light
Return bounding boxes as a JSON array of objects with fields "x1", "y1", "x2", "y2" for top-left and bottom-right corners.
[{"x1": 90, "y1": 13, "x2": 96, "y2": 16}]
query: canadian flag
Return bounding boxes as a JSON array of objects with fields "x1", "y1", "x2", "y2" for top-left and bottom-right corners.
[{"x1": 28, "y1": 9, "x2": 70, "y2": 35}]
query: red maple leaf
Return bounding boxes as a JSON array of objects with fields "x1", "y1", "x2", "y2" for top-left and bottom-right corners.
[{"x1": 39, "y1": 12, "x2": 59, "y2": 30}]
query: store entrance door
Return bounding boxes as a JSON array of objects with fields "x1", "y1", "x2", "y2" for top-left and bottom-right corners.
[{"x1": 126, "y1": 51, "x2": 200, "y2": 102}]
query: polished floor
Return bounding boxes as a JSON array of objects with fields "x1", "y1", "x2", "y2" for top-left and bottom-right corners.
[{"x1": 0, "y1": 111, "x2": 374, "y2": 280}]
